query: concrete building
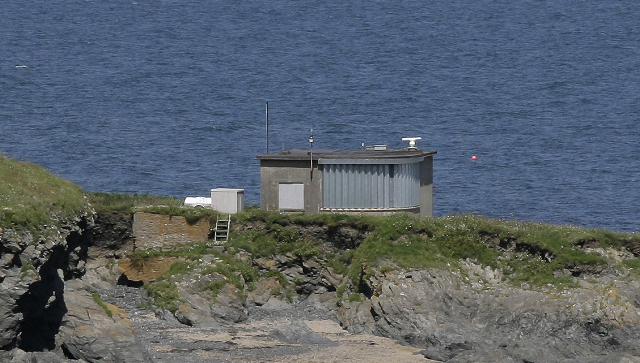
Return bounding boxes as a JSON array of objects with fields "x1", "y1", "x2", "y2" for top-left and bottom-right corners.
[{"x1": 256, "y1": 145, "x2": 436, "y2": 216}]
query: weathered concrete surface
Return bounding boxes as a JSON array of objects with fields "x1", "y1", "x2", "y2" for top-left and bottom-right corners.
[{"x1": 132, "y1": 212, "x2": 209, "y2": 250}]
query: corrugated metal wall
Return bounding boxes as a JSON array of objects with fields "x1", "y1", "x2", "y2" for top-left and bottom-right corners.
[{"x1": 323, "y1": 162, "x2": 420, "y2": 209}]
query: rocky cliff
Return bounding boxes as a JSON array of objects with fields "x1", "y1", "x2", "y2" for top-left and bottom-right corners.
[
  {"x1": 0, "y1": 209, "x2": 152, "y2": 362},
  {"x1": 1, "y1": 208, "x2": 640, "y2": 363}
]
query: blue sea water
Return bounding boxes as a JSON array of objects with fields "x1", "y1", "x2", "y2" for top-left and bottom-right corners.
[{"x1": 1, "y1": 0, "x2": 638, "y2": 232}]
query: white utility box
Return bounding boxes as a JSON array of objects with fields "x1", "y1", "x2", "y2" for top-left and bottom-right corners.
[
  {"x1": 211, "y1": 188, "x2": 244, "y2": 214},
  {"x1": 184, "y1": 197, "x2": 212, "y2": 208}
]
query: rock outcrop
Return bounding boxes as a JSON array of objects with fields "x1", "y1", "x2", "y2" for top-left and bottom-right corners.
[
  {"x1": 354, "y1": 267, "x2": 640, "y2": 363},
  {"x1": 0, "y1": 212, "x2": 93, "y2": 355},
  {"x1": 58, "y1": 279, "x2": 149, "y2": 362},
  {"x1": 0, "y1": 211, "x2": 150, "y2": 362},
  {"x1": 3, "y1": 209, "x2": 640, "y2": 363}
]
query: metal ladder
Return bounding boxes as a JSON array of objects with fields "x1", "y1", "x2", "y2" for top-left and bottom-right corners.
[{"x1": 213, "y1": 215, "x2": 231, "y2": 244}]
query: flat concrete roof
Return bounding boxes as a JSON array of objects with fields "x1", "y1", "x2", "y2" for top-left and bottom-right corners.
[{"x1": 256, "y1": 148, "x2": 436, "y2": 162}]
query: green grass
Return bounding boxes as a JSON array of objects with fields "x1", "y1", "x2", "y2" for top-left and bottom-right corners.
[
  {"x1": 622, "y1": 259, "x2": 640, "y2": 276},
  {"x1": 145, "y1": 280, "x2": 182, "y2": 312},
  {"x1": 86, "y1": 192, "x2": 222, "y2": 225},
  {"x1": 0, "y1": 153, "x2": 88, "y2": 232},
  {"x1": 225, "y1": 224, "x2": 324, "y2": 259},
  {"x1": 92, "y1": 293, "x2": 114, "y2": 319},
  {"x1": 344, "y1": 214, "x2": 626, "y2": 288},
  {"x1": 86, "y1": 192, "x2": 183, "y2": 213},
  {"x1": 229, "y1": 211, "x2": 639, "y2": 289}
]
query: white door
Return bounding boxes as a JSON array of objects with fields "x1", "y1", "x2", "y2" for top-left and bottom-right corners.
[{"x1": 279, "y1": 183, "x2": 304, "y2": 210}]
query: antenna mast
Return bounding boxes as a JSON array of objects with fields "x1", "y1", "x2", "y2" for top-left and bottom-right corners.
[
  {"x1": 265, "y1": 102, "x2": 269, "y2": 153},
  {"x1": 309, "y1": 125, "x2": 314, "y2": 174}
]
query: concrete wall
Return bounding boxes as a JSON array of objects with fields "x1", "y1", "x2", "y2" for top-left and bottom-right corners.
[
  {"x1": 259, "y1": 160, "x2": 322, "y2": 213},
  {"x1": 419, "y1": 155, "x2": 434, "y2": 217},
  {"x1": 132, "y1": 212, "x2": 210, "y2": 250}
]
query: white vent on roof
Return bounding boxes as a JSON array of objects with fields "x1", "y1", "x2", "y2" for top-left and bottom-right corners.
[{"x1": 402, "y1": 137, "x2": 422, "y2": 150}]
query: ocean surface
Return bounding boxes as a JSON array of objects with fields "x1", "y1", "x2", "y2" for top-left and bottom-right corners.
[{"x1": 1, "y1": 0, "x2": 638, "y2": 232}]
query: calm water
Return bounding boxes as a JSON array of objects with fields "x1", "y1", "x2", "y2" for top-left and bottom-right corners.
[{"x1": 1, "y1": 0, "x2": 639, "y2": 232}]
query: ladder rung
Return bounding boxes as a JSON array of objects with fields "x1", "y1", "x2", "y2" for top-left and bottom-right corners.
[{"x1": 213, "y1": 215, "x2": 232, "y2": 244}]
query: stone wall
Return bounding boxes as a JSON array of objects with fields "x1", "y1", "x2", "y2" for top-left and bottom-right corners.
[{"x1": 132, "y1": 212, "x2": 210, "y2": 250}]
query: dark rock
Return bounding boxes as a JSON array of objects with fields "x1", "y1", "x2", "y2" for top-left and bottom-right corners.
[
  {"x1": 89, "y1": 211, "x2": 134, "y2": 258},
  {"x1": 269, "y1": 321, "x2": 337, "y2": 346},
  {"x1": 9, "y1": 349, "x2": 73, "y2": 363},
  {"x1": 249, "y1": 276, "x2": 282, "y2": 306},
  {"x1": 337, "y1": 269, "x2": 640, "y2": 363},
  {"x1": 575, "y1": 238, "x2": 602, "y2": 249},
  {"x1": 174, "y1": 283, "x2": 220, "y2": 327},
  {"x1": 326, "y1": 225, "x2": 368, "y2": 249},
  {"x1": 210, "y1": 283, "x2": 247, "y2": 323},
  {"x1": 626, "y1": 239, "x2": 640, "y2": 257},
  {"x1": 0, "y1": 290, "x2": 21, "y2": 349},
  {"x1": 254, "y1": 257, "x2": 278, "y2": 270},
  {"x1": 318, "y1": 266, "x2": 344, "y2": 291},
  {"x1": 117, "y1": 273, "x2": 144, "y2": 288},
  {"x1": 175, "y1": 303, "x2": 217, "y2": 328},
  {"x1": 261, "y1": 297, "x2": 292, "y2": 310},
  {"x1": 58, "y1": 280, "x2": 150, "y2": 362},
  {"x1": 336, "y1": 299, "x2": 376, "y2": 334}
]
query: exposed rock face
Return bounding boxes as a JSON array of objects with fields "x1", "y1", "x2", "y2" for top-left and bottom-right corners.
[
  {"x1": 88, "y1": 211, "x2": 134, "y2": 259},
  {"x1": 3, "y1": 211, "x2": 640, "y2": 363},
  {"x1": 337, "y1": 267, "x2": 640, "y2": 363},
  {"x1": 0, "y1": 212, "x2": 93, "y2": 354},
  {"x1": 210, "y1": 283, "x2": 249, "y2": 323},
  {"x1": 59, "y1": 279, "x2": 149, "y2": 362},
  {"x1": 269, "y1": 320, "x2": 337, "y2": 346},
  {"x1": 0, "y1": 211, "x2": 150, "y2": 361}
]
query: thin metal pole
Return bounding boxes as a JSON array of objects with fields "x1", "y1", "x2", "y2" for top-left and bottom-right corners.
[
  {"x1": 309, "y1": 125, "x2": 314, "y2": 175},
  {"x1": 265, "y1": 102, "x2": 269, "y2": 153}
]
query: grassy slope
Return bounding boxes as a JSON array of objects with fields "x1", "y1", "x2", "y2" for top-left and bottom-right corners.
[
  {"x1": 0, "y1": 153, "x2": 87, "y2": 230},
  {"x1": 0, "y1": 153, "x2": 187, "y2": 230}
]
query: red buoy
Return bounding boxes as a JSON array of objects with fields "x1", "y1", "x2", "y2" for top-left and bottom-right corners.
[{"x1": 471, "y1": 155, "x2": 478, "y2": 161}]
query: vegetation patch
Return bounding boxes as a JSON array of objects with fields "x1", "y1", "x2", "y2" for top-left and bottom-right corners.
[
  {"x1": 145, "y1": 280, "x2": 182, "y2": 313},
  {"x1": 86, "y1": 192, "x2": 183, "y2": 213},
  {"x1": 226, "y1": 223, "x2": 325, "y2": 260},
  {"x1": 0, "y1": 153, "x2": 88, "y2": 232},
  {"x1": 92, "y1": 293, "x2": 114, "y2": 319},
  {"x1": 128, "y1": 241, "x2": 211, "y2": 269},
  {"x1": 230, "y1": 211, "x2": 638, "y2": 290},
  {"x1": 622, "y1": 259, "x2": 640, "y2": 276}
]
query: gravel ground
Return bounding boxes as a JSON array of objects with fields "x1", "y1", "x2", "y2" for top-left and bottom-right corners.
[{"x1": 101, "y1": 285, "x2": 436, "y2": 363}]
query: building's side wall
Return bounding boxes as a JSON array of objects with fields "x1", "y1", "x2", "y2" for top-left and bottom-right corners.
[
  {"x1": 419, "y1": 155, "x2": 434, "y2": 217},
  {"x1": 259, "y1": 160, "x2": 322, "y2": 213}
]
